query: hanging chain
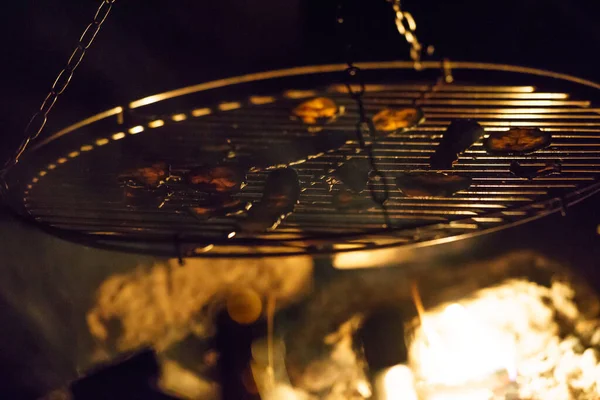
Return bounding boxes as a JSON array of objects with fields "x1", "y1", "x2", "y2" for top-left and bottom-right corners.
[
  {"x1": 1, "y1": 0, "x2": 117, "y2": 191},
  {"x1": 345, "y1": 69, "x2": 392, "y2": 228},
  {"x1": 337, "y1": 3, "x2": 392, "y2": 229},
  {"x1": 387, "y1": 0, "x2": 425, "y2": 69}
]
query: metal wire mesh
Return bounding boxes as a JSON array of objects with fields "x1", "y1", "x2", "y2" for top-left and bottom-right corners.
[{"x1": 5, "y1": 62, "x2": 600, "y2": 257}]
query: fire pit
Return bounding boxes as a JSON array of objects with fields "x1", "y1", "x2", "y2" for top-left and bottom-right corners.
[
  {"x1": 4, "y1": 2, "x2": 600, "y2": 399},
  {"x1": 279, "y1": 251, "x2": 600, "y2": 400}
]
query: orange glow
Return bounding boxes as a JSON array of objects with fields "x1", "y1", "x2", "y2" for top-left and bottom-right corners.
[
  {"x1": 68, "y1": 151, "x2": 80, "y2": 158},
  {"x1": 219, "y1": 102, "x2": 242, "y2": 111},
  {"x1": 284, "y1": 90, "x2": 317, "y2": 99},
  {"x1": 148, "y1": 119, "x2": 165, "y2": 128},
  {"x1": 191, "y1": 108, "x2": 211, "y2": 117},
  {"x1": 112, "y1": 132, "x2": 126, "y2": 140},
  {"x1": 80, "y1": 145, "x2": 93, "y2": 152},
  {"x1": 171, "y1": 113, "x2": 187, "y2": 122},
  {"x1": 95, "y1": 138, "x2": 110, "y2": 146},
  {"x1": 250, "y1": 96, "x2": 276, "y2": 105},
  {"x1": 411, "y1": 281, "x2": 427, "y2": 327},
  {"x1": 128, "y1": 126, "x2": 144, "y2": 135},
  {"x1": 373, "y1": 365, "x2": 418, "y2": 400},
  {"x1": 411, "y1": 303, "x2": 516, "y2": 390}
]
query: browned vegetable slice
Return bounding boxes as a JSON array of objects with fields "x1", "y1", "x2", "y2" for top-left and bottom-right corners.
[
  {"x1": 332, "y1": 158, "x2": 372, "y2": 193},
  {"x1": 372, "y1": 107, "x2": 424, "y2": 134},
  {"x1": 484, "y1": 127, "x2": 551, "y2": 154},
  {"x1": 238, "y1": 168, "x2": 300, "y2": 233},
  {"x1": 187, "y1": 165, "x2": 246, "y2": 194},
  {"x1": 396, "y1": 172, "x2": 471, "y2": 197},
  {"x1": 119, "y1": 162, "x2": 169, "y2": 187},
  {"x1": 430, "y1": 119, "x2": 484, "y2": 169},
  {"x1": 291, "y1": 97, "x2": 340, "y2": 125}
]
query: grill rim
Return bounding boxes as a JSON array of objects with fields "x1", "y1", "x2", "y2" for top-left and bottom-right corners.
[{"x1": 4, "y1": 61, "x2": 600, "y2": 258}]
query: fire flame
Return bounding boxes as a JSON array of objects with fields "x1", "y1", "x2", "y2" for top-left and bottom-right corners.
[{"x1": 408, "y1": 279, "x2": 600, "y2": 400}]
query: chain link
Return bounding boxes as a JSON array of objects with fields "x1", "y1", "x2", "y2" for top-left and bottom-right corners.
[
  {"x1": 336, "y1": 0, "x2": 443, "y2": 229},
  {"x1": 337, "y1": 3, "x2": 392, "y2": 228},
  {"x1": 1, "y1": 0, "x2": 117, "y2": 185},
  {"x1": 387, "y1": 0, "x2": 425, "y2": 70},
  {"x1": 344, "y1": 66, "x2": 392, "y2": 228}
]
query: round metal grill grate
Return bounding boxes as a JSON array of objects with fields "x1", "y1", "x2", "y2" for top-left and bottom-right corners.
[{"x1": 5, "y1": 62, "x2": 600, "y2": 257}]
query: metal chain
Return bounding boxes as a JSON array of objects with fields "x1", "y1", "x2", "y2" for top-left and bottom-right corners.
[
  {"x1": 1, "y1": 0, "x2": 117, "y2": 188},
  {"x1": 344, "y1": 68, "x2": 392, "y2": 228},
  {"x1": 387, "y1": 0, "x2": 425, "y2": 70},
  {"x1": 337, "y1": 3, "x2": 392, "y2": 229}
]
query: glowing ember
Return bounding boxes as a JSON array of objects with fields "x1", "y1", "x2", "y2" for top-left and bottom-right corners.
[
  {"x1": 284, "y1": 254, "x2": 600, "y2": 400},
  {"x1": 408, "y1": 279, "x2": 600, "y2": 400}
]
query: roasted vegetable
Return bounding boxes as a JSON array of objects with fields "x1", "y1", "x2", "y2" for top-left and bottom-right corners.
[
  {"x1": 332, "y1": 158, "x2": 372, "y2": 193},
  {"x1": 372, "y1": 107, "x2": 424, "y2": 135},
  {"x1": 430, "y1": 119, "x2": 484, "y2": 169},
  {"x1": 238, "y1": 168, "x2": 300, "y2": 232},
  {"x1": 485, "y1": 127, "x2": 551, "y2": 154},
  {"x1": 291, "y1": 97, "x2": 340, "y2": 125},
  {"x1": 118, "y1": 162, "x2": 170, "y2": 187},
  {"x1": 396, "y1": 172, "x2": 472, "y2": 197},
  {"x1": 187, "y1": 165, "x2": 246, "y2": 194}
]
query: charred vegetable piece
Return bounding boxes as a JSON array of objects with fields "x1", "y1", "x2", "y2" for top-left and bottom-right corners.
[
  {"x1": 372, "y1": 107, "x2": 424, "y2": 135},
  {"x1": 187, "y1": 165, "x2": 246, "y2": 194},
  {"x1": 396, "y1": 172, "x2": 471, "y2": 197},
  {"x1": 485, "y1": 127, "x2": 551, "y2": 154},
  {"x1": 291, "y1": 97, "x2": 340, "y2": 125},
  {"x1": 123, "y1": 185, "x2": 170, "y2": 208},
  {"x1": 332, "y1": 189, "x2": 378, "y2": 211},
  {"x1": 239, "y1": 168, "x2": 300, "y2": 232},
  {"x1": 243, "y1": 130, "x2": 350, "y2": 171},
  {"x1": 430, "y1": 119, "x2": 484, "y2": 169},
  {"x1": 188, "y1": 196, "x2": 251, "y2": 220},
  {"x1": 509, "y1": 161, "x2": 562, "y2": 179},
  {"x1": 118, "y1": 162, "x2": 169, "y2": 187},
  {"x1": 332, "y1": 158, "x2": 372, "y2": 193}
]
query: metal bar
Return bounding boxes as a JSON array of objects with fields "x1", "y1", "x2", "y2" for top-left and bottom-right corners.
[
  {"x1": 327, "y1": 84, "x2": 537, "y2": 93},
  {"x1": 422, "y1": 107, "x2": 600, "y2": 114},
  {"x1": 426, "y1": 113, "x2": 600, "y2": 120},
  {"x1": 364, "y1": 99, "x2": 591, "y2": 107},
  {"x1": 365, "y1": 92, "x2": 570, "y2": 99}
]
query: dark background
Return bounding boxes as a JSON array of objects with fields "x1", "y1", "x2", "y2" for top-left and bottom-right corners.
[
  {"x1": 3, "y1": 0, "x2": 600, "y2": 159},
  {"x1": 1, "y1": 0, "x2": 600, "y2": 398}
]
